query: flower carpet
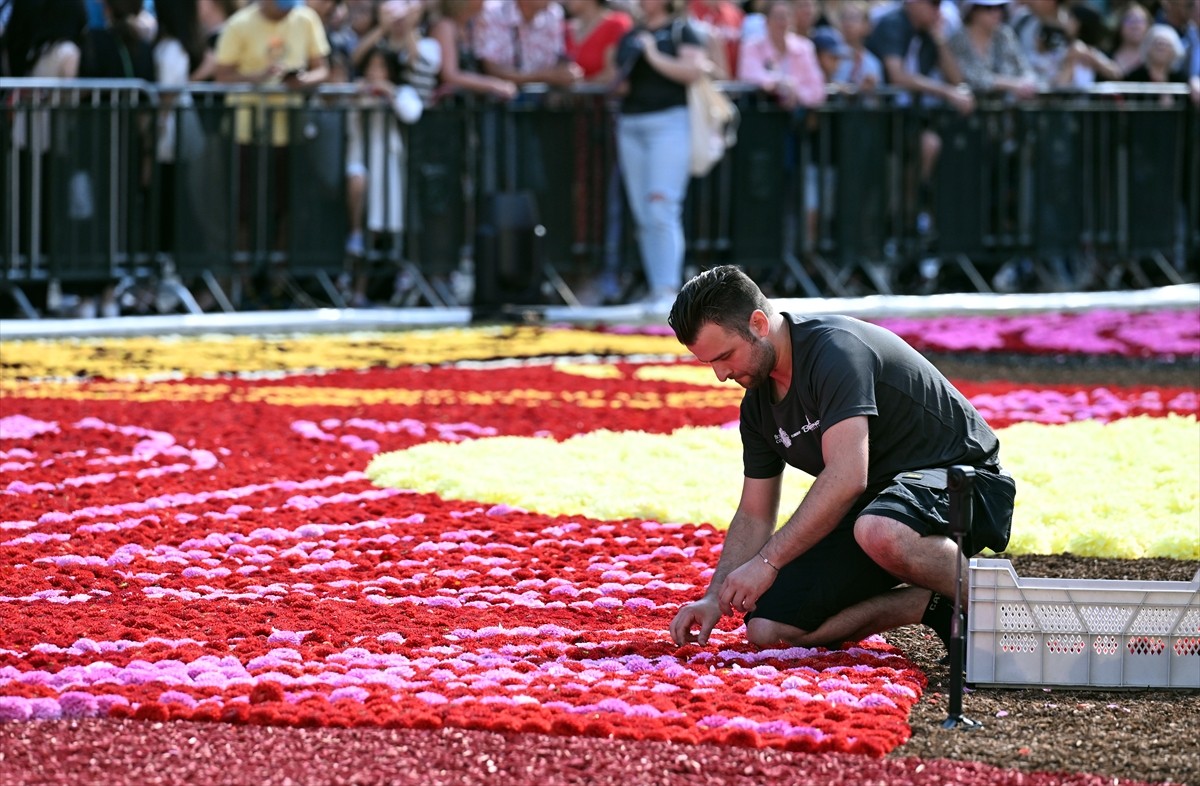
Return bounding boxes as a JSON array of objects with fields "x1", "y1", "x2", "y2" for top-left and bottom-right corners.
[{"x1": 0, "y1": 308, "x2": 1197, "y2": 785}]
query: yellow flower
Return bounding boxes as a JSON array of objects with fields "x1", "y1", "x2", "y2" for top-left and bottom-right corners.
[{"x1": 368, "y1": 416, "x2": 1200, "y2": 560}]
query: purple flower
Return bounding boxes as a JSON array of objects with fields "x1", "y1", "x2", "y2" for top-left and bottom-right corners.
[
  {"x1": 0, "y1": 697, "x2": 32, "y2": 722},
  {"x1": 267, "y1": 630, "x2": 307, "y2": 646},
  {"x1": 95, "y1": 695, "x2": 130, "y2": 712},
  {"x1": 328, "y1": 686, "x2": 370, "y2": 704},
  {"x1": 28, "y1": 698, "x2": 61, "y2": 720},
  {"x1": 58, "y1": 692, "x2": 100, "y2": 718},
  {"x1": 158, "y1": 691, "x2": 199, "y2": 709}
]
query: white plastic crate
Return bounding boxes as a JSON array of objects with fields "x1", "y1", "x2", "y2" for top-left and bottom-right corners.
[{"x1": 967, "y1": 558, "x2": 1200, "y2": 689}]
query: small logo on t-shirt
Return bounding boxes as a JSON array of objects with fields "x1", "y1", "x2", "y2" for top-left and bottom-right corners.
[{"x1": 774, "y1": 416, "x2": 819, "y2": 448}]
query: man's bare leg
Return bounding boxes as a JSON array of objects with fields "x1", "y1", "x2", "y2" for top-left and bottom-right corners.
[
  {"x1": 745, "y1": 586, "x2": 932, "y2": 649},
  {"x1": 854, "y1": 515, "x2": 967, "y2": 600}
]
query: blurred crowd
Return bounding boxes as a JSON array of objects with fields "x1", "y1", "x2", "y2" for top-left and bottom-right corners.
[{"x1": 2, "y1": 0, "x2": 1199, "y2": 315}]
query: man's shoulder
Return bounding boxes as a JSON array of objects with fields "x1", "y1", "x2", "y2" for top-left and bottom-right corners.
[
  {"x1": 294, "y1": 5, "x2": 323, "y2": 22},
  {"x1": 788, "y1": 314, "x2": 881, "y2": 355},
  {"x1": 224, "y1": 4, "x2": 263, "y2": 32},
  {"x1": 784, "y1": 312, "x2": 857, "y2": 330},
  {"x1": 865, "y1": 9, "x2": 910, "y2": 56},
  {"x1": 285, "y1": 5, "x2": 325, "y2": 30},
  {"x1": 872, "y1": 7, "x2": 907, "y2": 33}
]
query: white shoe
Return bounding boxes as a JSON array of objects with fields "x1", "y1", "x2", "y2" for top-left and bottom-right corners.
[{"x1": 640, "y1": 290, "x2": 678, "y2": 317}]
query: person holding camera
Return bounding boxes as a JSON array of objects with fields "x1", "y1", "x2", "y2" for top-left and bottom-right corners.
[{"x1": 1012, "y1": 0, "x2": 1118, "y2": 89}]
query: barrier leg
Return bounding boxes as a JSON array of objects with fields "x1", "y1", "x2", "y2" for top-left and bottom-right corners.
[
  {"x1": 3, "y1": 284, "x2": 39, "y2": 320},
  {"x1": 200, "y1": 270, "x2": 236, "y2": 314}
]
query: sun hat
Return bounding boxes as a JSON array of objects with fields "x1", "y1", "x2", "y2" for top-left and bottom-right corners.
[{"x1": 959, "y1": 0, "x2": 1008, "y2": 15}]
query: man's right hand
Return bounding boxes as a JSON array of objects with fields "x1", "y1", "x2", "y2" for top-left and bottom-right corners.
[{"x1": 669, "y1": 597, "x2": 722, "y2": 647}]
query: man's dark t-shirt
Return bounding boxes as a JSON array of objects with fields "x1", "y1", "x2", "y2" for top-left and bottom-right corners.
[
  {"x1": 615, "y1": 19, "x2": 702, "y2": 114},
  {"x1": 740, "y1": 314, "x2": 1000, "y2": 489},
  {"x1": 865, "y1": 6, "x2": 939, "y2": 83}
]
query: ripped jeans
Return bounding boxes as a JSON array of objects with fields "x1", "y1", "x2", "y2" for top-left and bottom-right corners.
[{"x1": 615, "y1": 106, "x2": 692, "y2": 297}]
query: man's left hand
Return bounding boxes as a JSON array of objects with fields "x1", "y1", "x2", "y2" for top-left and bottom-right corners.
[{"x1": 717, "y1": 558, "x2": 777, "y2": 616}]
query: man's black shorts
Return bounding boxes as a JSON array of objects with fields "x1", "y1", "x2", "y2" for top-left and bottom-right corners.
[{"x1": 745, "y1": 465, "x2": 1016, "y2": 633}]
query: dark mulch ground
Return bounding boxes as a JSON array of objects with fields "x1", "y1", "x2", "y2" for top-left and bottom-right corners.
[
  {"x1": 893, "y1": 354, "x2": 1199, "y2": 786},
  {"x1": 889, "y1": 555, "x2": 1199, "y2": 786}
]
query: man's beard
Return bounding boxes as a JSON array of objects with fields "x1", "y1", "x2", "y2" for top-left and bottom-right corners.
[{"x1": 740, "y1": 336, "x2": 777, "y2": 390}]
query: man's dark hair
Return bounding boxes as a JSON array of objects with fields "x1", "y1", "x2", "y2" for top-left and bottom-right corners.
[{"x1": 668, "y1": 265, "x2": 773, "y2": 346}]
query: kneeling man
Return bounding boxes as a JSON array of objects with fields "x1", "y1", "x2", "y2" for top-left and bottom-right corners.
[{"x1": 666, "y1": 266, "x2": 1016, "y2": 653}]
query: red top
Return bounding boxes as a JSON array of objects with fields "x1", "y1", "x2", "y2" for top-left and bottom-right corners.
[
  {"x1": 688, "y1": 0, "x2": 744, "y2": 78},
  {"x1": 565, "y1": 12, "x2": 633, "y2": 79}
]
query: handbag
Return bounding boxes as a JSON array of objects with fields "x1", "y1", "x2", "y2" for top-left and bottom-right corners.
[
  {"x1": 671, "y1": 20, "x2": 738, "y2": 178},
  {"x1": 686, "y1": 73, "x2": 738, "y2": 177}
]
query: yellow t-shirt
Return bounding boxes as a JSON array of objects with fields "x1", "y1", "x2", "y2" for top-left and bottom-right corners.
[{"x1": 215, "y1": 4, "x2": 331, "y2": 146}]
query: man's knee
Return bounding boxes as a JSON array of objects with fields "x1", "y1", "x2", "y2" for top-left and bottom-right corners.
[
  {"x1": 744, "y1": 617, "x2": 776, "y2": 648},
  {"x1": 745, "y1": 616, "x2": 820, "y2": 648},
  {"x1": 920, "y1": 130, "x2": 942, "y2": 159},
  {"x1": 854, "y1": 515, "x2": 909, "y2": 566}
]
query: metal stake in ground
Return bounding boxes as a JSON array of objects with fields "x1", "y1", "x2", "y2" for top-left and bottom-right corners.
[{"x1": 942, "y1": 465, "x2": 982, "y2": 731}]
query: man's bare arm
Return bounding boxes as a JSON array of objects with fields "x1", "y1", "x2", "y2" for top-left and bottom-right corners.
[
  {"x1": 883, "y1": 55, "x2": 974, "y2": 113},
  {"x1": 701, "y1": 475, "x2": 782, "y2": 600},
  {"x1": 757, "y1": 416, "x2": 870, "y2": 569}
]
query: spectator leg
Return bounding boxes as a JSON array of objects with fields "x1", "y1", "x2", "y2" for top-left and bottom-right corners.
[
  {"x1": 615, "y1": 107, "x2": 691, "y2": 301},
  {"x1": 346, "y1": 169, "x2": 366, "y2": 258}
]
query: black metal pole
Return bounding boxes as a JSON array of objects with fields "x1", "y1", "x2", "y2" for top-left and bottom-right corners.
[{"x1": 942, "y1": 465, "x2": 981, "y2": 731}]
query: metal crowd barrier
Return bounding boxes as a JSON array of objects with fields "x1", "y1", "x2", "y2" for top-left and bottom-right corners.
[{"x1": 2, "y1": 79, "x2": 1197, "y2": 317}]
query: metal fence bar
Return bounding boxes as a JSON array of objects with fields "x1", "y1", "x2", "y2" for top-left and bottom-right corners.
[{"x1": 2, "y1": 79, "x2": 1196, "y2": 317}]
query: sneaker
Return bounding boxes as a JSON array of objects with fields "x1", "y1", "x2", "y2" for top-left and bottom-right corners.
[
  {"x1": 991, "y1": 262, "x2": 1019, "y2": 294},
  {"x1": 640, "y1": 289, "x2": 678, "y2": 317}
]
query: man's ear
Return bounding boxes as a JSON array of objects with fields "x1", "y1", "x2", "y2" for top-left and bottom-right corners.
[{"x1": 749, "y1": 309, "x2": 770, "y2": 337}]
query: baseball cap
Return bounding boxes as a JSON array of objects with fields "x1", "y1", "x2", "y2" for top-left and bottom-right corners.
[{"x1": 811, "y1": 28, "x2": 844, "y2": 55}]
